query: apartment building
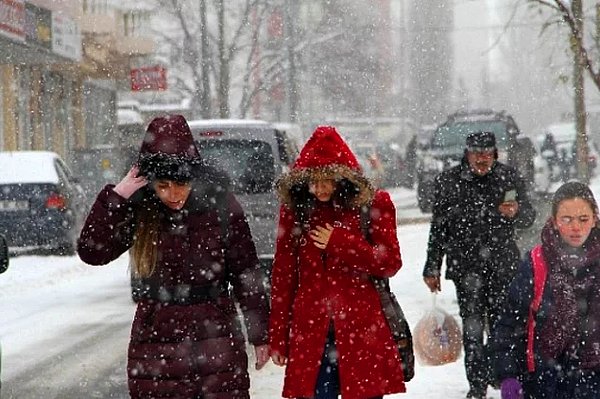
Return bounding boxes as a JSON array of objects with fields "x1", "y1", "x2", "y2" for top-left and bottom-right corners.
[{"x1": 0, "y1": 0, "x2": 155, "y2": 161}]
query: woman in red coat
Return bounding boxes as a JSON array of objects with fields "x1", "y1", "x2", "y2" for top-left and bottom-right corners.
[
  {"x1": 77, "y1": 114, "x2": 270, "y2": 399},
  {"x1": 269, "y1": 126, "x2": 406, "y2": 399}
]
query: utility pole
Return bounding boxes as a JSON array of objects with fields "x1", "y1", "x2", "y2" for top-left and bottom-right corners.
[
  {"x1": 284, "y1": 0, "x2": 298, "y2": 123},
  {"x1": 573, "y1": 0, "x2": 589, "y2": 183}
]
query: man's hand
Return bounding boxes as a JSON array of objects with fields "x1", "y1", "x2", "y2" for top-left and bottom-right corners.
[
  {"x1": 270, "y1": 350, "x2": 288, "y2": 367},
  {"x1": 424, "y1": 276, "x2": 441, "y2": 292},
  {"x1": 254, "y1": 345, "x2": 270, "y2": 370},
  {"x1": 113, "y1": 165, "x2": 148, "y2": 200},
  {"x1": 310, "y1": 223, "x2": 334, "y2": 249},
  {"x1": 499, "y1": 200, "x2": 519, "y2": 219}
]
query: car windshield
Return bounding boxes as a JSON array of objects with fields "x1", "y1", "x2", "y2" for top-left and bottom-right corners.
[
  {"x1": 432, "y1": 121, "x2": 509, "y2": 151},
  {"x1": 196, "y1": 139, "x2": 275, "y2": 194}
]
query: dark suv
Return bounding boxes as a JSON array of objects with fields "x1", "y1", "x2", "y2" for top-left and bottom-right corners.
[{"x1": 416, "y1": 109, "x2": 536, "y2": 213}]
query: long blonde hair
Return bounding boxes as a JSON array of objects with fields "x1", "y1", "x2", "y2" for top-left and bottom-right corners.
[{"x1": 130, "y1": 200, "x2": 160, "y2": 278}]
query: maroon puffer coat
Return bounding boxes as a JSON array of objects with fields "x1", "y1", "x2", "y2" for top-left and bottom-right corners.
[{"x1": 77, "y1": 178, "x2": 269, "y2": 399}]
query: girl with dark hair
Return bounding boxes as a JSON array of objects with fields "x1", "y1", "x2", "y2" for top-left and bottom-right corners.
[
  {"x1": 77, "y1": 114, "x2": 270, "y2": 399},
  {"x1": 269, "y1": 126, "x2": 407, "y2": 399},
  {"x1": 493, "y1": 181, "x2": 600, "y2": 399}
]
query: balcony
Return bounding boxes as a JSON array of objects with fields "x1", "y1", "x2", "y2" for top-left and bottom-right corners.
[
  {"x1": 114, "y1": 35, "x2": 154, "y2": 57},
  {"x1": 78, "y1": 13, "x2": 117, "y2": 35}
]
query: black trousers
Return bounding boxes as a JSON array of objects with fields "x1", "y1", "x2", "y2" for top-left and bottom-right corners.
[{"x1": 455, "y1": 271, "x2": 511, "y2": 394}]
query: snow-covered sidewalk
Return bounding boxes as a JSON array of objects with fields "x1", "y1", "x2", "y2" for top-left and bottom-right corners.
[{"x1": 250, "y1": 220, "x2": 500, "y2": 398}]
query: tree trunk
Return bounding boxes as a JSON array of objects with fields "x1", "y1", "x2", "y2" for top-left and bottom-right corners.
[
  {"x1": 284, "y1": 0, "x2": 298, "y2": 123},
  {"x1": 200, "y1": 0, "x2": 211, "y2": 118},
  {"x1": 217, "y1": 0, "x2": 230, "y2": 118},
  {"x1": 573, "y1": 0, "x2": 589, "y2": 183}
]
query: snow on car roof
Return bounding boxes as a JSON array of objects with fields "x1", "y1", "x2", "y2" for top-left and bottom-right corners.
[
  {"x1": 187, "y1": 119, "x2": 272, "y2": 129},
  {"x1": 0, "y1": 151, "x2": 60, "y2": 184},
  {"x1": 545, "y1": 122, "x2": 576, "y2": 139}
]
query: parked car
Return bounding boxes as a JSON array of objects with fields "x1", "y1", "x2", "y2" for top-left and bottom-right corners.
[
  {"x1": 0, "y1": 234, "x2": 7, "y2": 273},
  {"x1": 0, "y1": 234, "x2": 7, "y2": 394},
  {"x1": 130, "y1": 119, "x2": 301, "y2": 301},
  {"x1": 416, "y1": 109, "x2": 536, "y2": 213},
  {"x1": 0, "y1": 151, "x2": 87, "y2": 255}
]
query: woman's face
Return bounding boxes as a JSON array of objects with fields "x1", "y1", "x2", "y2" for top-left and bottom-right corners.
[
  {"x1": 553, "y1": 198, "x2": 597, "y2": 248},
  {"x1": 309, "y1": 179, "x2": 336, "y2": 202},
  {"x1": 152, "y1": 180, "x2": 192, "y2": 210}
]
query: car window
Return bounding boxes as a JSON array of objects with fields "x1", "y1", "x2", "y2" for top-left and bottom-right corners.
[
  {"x1": 275, "y1": 130, "x2": 299, "y2": 166},
  {"x1": 196, "y1": 139, "x2": 275, "y2": 194},
  {"x1": 433, "y1": 121, "x2": 509, "y2": 150},
  {"x1": 53, "y1": 159, "x2": 71, "y2": 188}
]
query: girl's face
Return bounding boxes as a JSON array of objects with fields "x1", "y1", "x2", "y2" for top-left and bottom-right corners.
[
  {"x1": 309, "y1": 179, "x2": 335, "y2": 202},
  {"x1": 553, "y1": 198, "x2": 597, "y2": 248},
  {"x1": 152, "y1": 180, "x2": 192, "y2": 210}
]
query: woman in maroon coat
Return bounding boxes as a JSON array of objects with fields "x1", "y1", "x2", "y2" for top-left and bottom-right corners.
[
  {"x1": 269, "y1": 126, "x2": 406, "y2": 399},
  {"x1": 77, "y1": 114, "x2": 270, "y2": 399}
]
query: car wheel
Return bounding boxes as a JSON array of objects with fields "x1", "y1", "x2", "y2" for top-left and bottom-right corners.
[
  {"x1": 259, "y1": 258, "x2": 273, "y2": 299},
  {"x1": 54, "y1": 240, "x2": 76, "y2": 256}
]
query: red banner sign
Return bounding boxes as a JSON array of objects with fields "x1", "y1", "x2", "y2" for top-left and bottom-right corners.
[
  {"x1": 130, "y1": 65, "x2": 167, "y2": 91},
  {"x1": 0, "y1": 0, "x2": 25, "y2": 42}
]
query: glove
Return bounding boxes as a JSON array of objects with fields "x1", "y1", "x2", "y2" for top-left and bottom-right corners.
[
  {"x1": 501, "y1": 378, "x2": 523, "y2": 399},
  {"x1": 113, "y1": 166, "x2": 148, "y2": 200}
]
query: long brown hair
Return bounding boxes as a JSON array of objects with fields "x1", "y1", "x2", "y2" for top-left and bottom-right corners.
[{"x1": 130, "y1": 199, "x2": 160, "y2": 278}]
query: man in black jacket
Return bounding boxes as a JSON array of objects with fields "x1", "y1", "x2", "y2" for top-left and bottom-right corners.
[{"x1": 422, "y1": 131, "x2": 536, "y2": 399}]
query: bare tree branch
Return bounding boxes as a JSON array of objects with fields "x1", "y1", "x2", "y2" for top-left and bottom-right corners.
[{"x1": 529, "y1": 0, "x2": 600, "y2": 91}]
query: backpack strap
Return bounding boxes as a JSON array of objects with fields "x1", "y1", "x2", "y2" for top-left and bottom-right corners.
[{"x1": 526, "y1": 244, "x2": 548, "y2": 373}]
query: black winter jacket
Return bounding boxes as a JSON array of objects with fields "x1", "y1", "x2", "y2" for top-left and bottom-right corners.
[{"x1": 423, "y1": 158, "x2": 536, "y2": 281}]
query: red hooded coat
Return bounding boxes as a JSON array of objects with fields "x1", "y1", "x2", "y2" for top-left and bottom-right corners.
[{"x1": 269, "y1": 126, "x2": 406, "y2": 398}]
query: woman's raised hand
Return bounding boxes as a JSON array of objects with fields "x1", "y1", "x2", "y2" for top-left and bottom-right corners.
[
  {"x1": 113, "y1": 165, "x2": 148, "y2": 199},
  {"x1": 310, "y1": 223, "x2": 334, "y2": 249}
]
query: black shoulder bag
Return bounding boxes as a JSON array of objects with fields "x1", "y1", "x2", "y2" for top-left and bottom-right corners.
[{"x1": 361, "y1": 205, "x2": 415, "y2": 382}]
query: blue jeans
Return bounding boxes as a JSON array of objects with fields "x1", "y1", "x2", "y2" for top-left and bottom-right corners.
[{"x1": 312, "y1": 325, "x2": 383, "y2": 399}]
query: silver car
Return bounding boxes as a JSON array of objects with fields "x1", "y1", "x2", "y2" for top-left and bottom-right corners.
[{"x1": 130, "y1": 119, "x2": 301, "y2": 301}]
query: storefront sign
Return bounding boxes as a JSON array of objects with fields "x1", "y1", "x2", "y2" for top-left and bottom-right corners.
[
  {"x1": 24, "y1": 2, "x2": 51, "y2": 50},
  {"x1": 131, "y1": 65, "x2": 168, "y2": 91},
  {"x1": 52, "y1": 13, "x2": 81, "y2": 61},
  {"x1": 0, "y1": 0, "x2": 25, "y2": 42}
]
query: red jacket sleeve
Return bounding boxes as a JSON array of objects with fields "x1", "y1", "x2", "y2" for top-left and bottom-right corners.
[
  {"x1": 268, "y1": 205, "x2": 299, "y2": 357},
  {"x1": 326, "y1": 190, "x2": 402, "y2": 278},
  {"x1": 77, "y1": 185, "x2": 136, "y2": 265}
]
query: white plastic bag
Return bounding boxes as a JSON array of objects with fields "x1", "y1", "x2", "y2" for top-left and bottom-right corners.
[{"x1": 413, "y1": 295, "x2": 462, "y2": 366}]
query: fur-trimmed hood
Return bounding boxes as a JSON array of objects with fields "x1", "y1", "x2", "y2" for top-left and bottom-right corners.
[{"x1": 276, "y1": 126, "x2": 374, "y2": 209}]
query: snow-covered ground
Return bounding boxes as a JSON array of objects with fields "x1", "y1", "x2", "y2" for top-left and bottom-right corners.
[{"x1": 1, "y1": 179, "x2": 599, "y2": 398}]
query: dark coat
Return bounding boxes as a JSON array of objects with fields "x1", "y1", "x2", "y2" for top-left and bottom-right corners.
[
  {"x1": 77, "y1": 170, "x2": 269, "y2": 399},
  {"x1": 423, "y1": 158, "x2": 536, "y2": 282},
  {"x1": 493, "y1": 222, "x2": 600, "y2": 384}
]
